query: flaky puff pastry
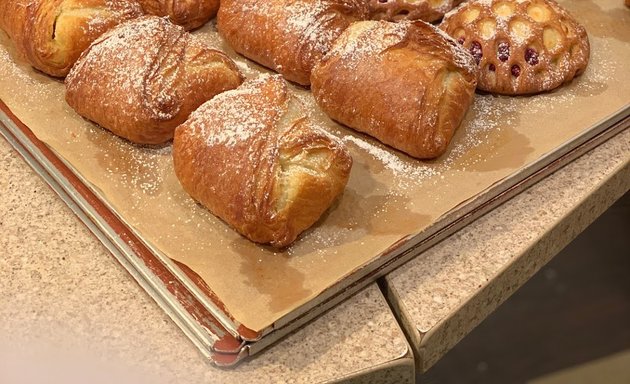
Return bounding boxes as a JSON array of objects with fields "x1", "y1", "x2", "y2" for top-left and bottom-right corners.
[
  {"x1": 217, "y1": 0, "x2": 369, "y2": 86},
  {"x1": 173, "y1": 74, "x2": 353, "y2": 248},
  {"x1": 0, "y1": 0, "x2": 143, "y2": 77},
  {"x1": 368, "y1": 0, "x2": 464, "y2": 23},
  {"x1": 311, "y1": 20, "x2": 477, "y2": 159},
  {"x1": 440, "y1": 0, "x2": 590, "y2": 95},
  {"x1": 136, "y1": 0, "x2": 219, "y2": 30},
  {"x1": 65, "y1": 16, "x2": 243, "y2": 145}
]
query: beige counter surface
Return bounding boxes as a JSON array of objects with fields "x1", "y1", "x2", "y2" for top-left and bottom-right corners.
[
  {"x1": 1, "y1": 105, "x2": 628, "y2": 383},
  {"x1": 0, "y1": 137, "x2": 414, "y2": 384},
  {"x1": 383, "y1": 127, "x2": 630, "y2": 373}
]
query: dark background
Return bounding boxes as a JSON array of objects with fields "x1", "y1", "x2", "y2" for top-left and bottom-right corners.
[{"x1": 419, "y1": 191, "x2": 630, "y2": 383}]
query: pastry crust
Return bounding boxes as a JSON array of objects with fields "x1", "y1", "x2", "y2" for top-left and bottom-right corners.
[
  {"x1": 217, "y1": 0, "x2": 369, "y2": 85},
  {"x1": 440, "y1": 0, "x2": 590, "y2": 95},
  {"x1": 65, "y1": 16, "x2": 243, "y2": 144},
  {"x1": 136, "y1": 0, "x2": 219, "y2": 30},
  {"x1": 311, "y1": 20, "x2": 478, "y2": 159},
  {"x1": 173, "y1": 74, "x2": 353, "y2": 248},
  {"x1": 368, "y1": 0, "x2": 464, "y2": 23},
  {"x1": 0, "y1": 0, "x2": 143, "y2": 77}
]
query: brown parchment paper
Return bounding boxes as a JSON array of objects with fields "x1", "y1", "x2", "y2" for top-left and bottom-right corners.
[{"x1": 0, "y1": 0, "x2": 628, "y2": 333}]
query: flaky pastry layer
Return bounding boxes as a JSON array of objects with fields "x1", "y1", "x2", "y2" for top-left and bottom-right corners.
[
  {"x1": 65, "y1": 16, "x2": 243, "y2": 145},
  {"x1": 173, "y1": 74, "x2": 353, "y2": 248},
  {"x1": 368, "y1": 0, "x2": 464, "y2": 23},
  {"x1": 0, "y1": 0, "x2": 143, "y2": 77},
  {"x1": 217, "y1": 0, "x2": 369, "y2": 85},
  {"x1": 311, "y1": 20, "x2": 478, "y2": 159},
  {"x1": 137, "y1": 0, "x2": 219, "y2": 30}
]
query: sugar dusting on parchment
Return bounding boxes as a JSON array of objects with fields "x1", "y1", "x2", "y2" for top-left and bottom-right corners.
[
  {"x1": 98, "y1": 133, "x2": 172, "y2": 197},
  {"x1": 332, "y1": 95, "x2": 512, "y2": 191},
  {"x1": 0, "y1": 41, "x2": 57, "y2": 95},
  {"x1": 343, "y1": 135, "x2": 441, "y2": 182}
]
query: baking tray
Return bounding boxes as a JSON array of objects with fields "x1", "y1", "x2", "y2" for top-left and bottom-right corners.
[{"x1": 1, "y1": 0, "x2": 628, "y2": 366}]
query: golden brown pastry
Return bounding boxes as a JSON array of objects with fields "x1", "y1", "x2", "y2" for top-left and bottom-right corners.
[
  {"x1": 440, "y1": 0, "x2": 590, "y2": 95},
  {"x1": 173, "y1": 74, "x2": 353, "y2": 248},
  {"x1": 217, "y1": 0, "x2": 369, "y2": 86},
  {"x1": 368, "y1": 0, "x2": 464, "y2": 23},
  {"x1": 311, "y1": 20, "x2": 477, "y2": 159},
  {"x1": 0, "y1": 0, "x2": 143, "y2": 77},
  {"x1": 136, "y1": 0, "x2": 219, "y2": 30},
  {"x1": 65, "y1": 16, "x2": 243, "y2": 145}
]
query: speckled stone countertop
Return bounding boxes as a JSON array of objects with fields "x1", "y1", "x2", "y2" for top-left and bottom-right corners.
[
  {"x1": 2, "y1": 118, "x2": 628, "y2": 383},
  {"x1": 0, "y1": 137, "x2": 414, "y2": 384},
  {"x1": 383, "y1": 127, "x2": 630, "y2": 373}
]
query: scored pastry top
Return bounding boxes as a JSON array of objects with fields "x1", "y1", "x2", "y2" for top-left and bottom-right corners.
[
  {"x1": 173, "y1": 74, "x2": 353, "y2": 248},
  {"x1": 440, "y1": 0, "x2": 590, "y2": 95},
  {"x1": 217, "y1": 0, "x2": 369, "y2": 85},
  {"x1": 368, "y1": 0, "x2": 465, "y2": 23},
  {"x1": 321, "y1": 20, "x2": 478, "y2": 76},
  {"x1": 136, "y1": 0, "x2": 220, "y2": 30},
  {"x1": 65, "y1": 16, "x2": 242, "y2": 144},
  {"x1": 311, "y1": 20, "x2": 478, "y2": 159},
  {"x1": 0, "y1": 0, "x2": 143, "y2": 77}
]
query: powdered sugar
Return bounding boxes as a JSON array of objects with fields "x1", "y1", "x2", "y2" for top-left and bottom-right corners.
[
  {"x1": 283, "y1": 1, "x2": 352, "y2": 62},
  {"x1": 447, "y1": 95, "x2": 517, "y2": 162},
  {"x1": 66, "y1": 16, "x2": 194, "y2": 129},
  {"x1": 328, "y1": 21, "x2": 407, "y2": 69},
  {"x1": 185, "y1": 74, "x2": 282, "y2": 149},
  {"x1": 99, "y1": 133, "x2": 170, "y2": 196},
  {"x1": 192, "y1": 96, "x2": 262, "y2": 148},
  {"x1": 343, "y1": 135, "x2": 441, "y2": 188}
]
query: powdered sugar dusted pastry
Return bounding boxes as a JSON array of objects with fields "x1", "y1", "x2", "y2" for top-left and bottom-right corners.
[
  {"x1": 65, "y1": 16, "x2": 243, "y2": 144},
  {"x1": 441, "y1": 0, "x2": 590, "y2": 95},
  {"x1": 0, "y1": 0, "x2": 143, "y2": 77},
  {"x1": 173, "y1": 74, "x2": 353, "y2": 248},
  {"x1": 217, "y1": 0, "x2": 369, "y2": 85},
  {"x1": 137, "y1": 0, "x2": 219, "y2": 30},
  {"x1": 369, "y1": 0, "x2": 464, "y2": 23},
  {"x1": 311, "y1": 20, "x2": 477, "y2": 159}
]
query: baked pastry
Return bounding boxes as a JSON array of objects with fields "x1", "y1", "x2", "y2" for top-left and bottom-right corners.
[
  {"x1": 65, "y1": 16, "x2": 243, "y2": 145},
  {"x1": 173, "y1": 74, "x2": 352, "y2": 248},
  {"x1": 217, "y1": 0, "x2": 369, "y2": 85},
  {"x1": 311, "y1": 20, "x2": 477, "y2": 159},
  {"x1": 440, "y1": 0, "x2": 590, "y2": 95},
  {"x1": 136, "y1": 0, "x2": 219, "y2": 30},
  {"x1": 0, "y1": 0, "x2": 143, "y2": 77},
  {"x1": 368, "y1": 0, "x2": 464, "y2": 23}
]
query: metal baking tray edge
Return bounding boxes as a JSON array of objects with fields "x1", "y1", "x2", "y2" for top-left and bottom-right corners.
[
  {"x1": 1, "y1": 95, "x2": 628, "y2": 365},
  {"x1": 248, "y1": 108, "x2": 630, "y2": 355},
  {"x1": 0, "y1": 102, "x2": 248, "y2": 366}
]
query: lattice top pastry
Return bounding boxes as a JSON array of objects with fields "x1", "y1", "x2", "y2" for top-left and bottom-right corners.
[
  {"x1": 440, "y1": 0, "x2": 590, "y2": 95},
  {"x1": 368, "y1": 0, "x2": 465, "y2": 22}
]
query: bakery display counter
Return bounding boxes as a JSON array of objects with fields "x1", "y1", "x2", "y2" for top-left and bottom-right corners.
[
  {"x1": 384, "y1": 127, "x2": 630, "y2": 373},
  {"x1": 0, "y1": 133, "x2": 414, "y2": 383},
  {"x1": 1, "y1": 0, "x2": 628, "y2": 372}
]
